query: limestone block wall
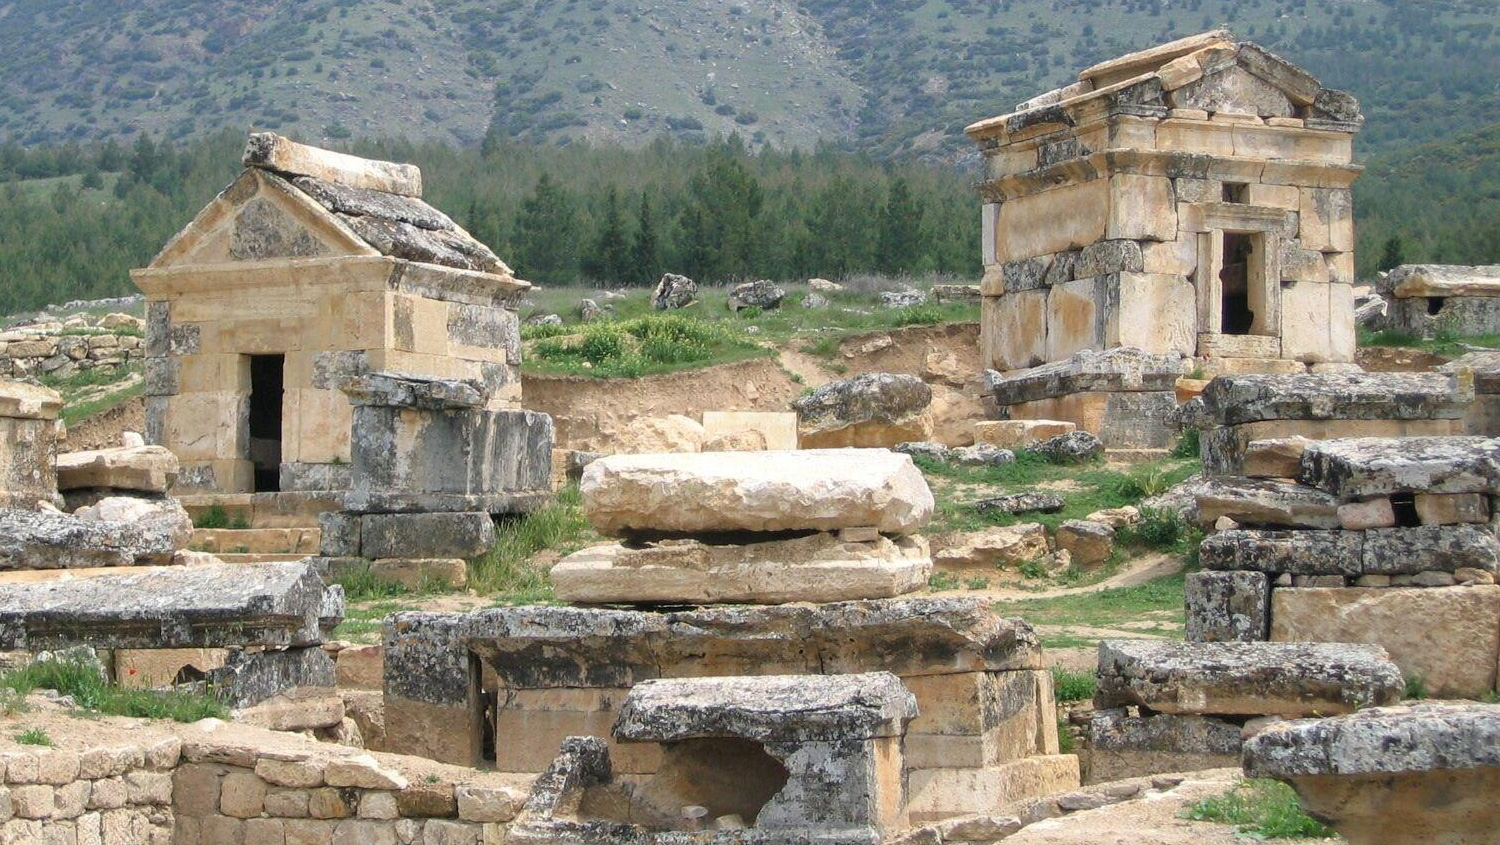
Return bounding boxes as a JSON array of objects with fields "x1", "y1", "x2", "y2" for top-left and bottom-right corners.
[
  {"x1": 136, "y1": 256, "x2": 523, "y2": 495},
  {"x1": 0, "y1": 327, "x2": 144, "y2": 381},
  {"x1": 0, "y1": 381, "x2": 63, "y2": 509},
  {"x1": 0, "y1": 736, "x2": 180, "y2": 844}
]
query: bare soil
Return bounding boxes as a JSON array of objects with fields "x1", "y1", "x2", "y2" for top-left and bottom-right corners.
[{"x1": 64, "y1": 394, "x2": 145, "y2": 451}]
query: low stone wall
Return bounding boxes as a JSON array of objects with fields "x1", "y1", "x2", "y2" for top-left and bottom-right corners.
[
  {"x1": 1, "y1": 713, "x2": 528, "y2": 845},
  {"x1": 0, "y1": 318, "x2": 145, "y2": 381}
]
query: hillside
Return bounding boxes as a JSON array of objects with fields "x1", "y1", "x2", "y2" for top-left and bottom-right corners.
[{"x1": 0, "y1": 0, "x2": 1497, "y2": 157}]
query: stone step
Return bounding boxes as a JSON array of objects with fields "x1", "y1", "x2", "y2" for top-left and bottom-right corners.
[
  {"x1": 215, "y1": 552, "x2": 314, "y2": 564},
  {"x1": 178, "y1": 492, "x2": 340, "y2": 529},
  {"x1": 192, "y1": 527, "x2": 321, "y2": 555}
]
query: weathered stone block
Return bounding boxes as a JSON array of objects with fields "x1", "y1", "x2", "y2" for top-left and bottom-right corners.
[
  {"x1": 1185, "y1": 570, "x2": 1269, "y2": 642},
  {"x1": 1242, "y1": 436, "x2": 1312, "y2": 478},
  {"x1": 551, "y1": 534, "x2": 930, "y2": 605},
  {"x1": 1191, "y1": 373, "x2": 1465, "y2": 428},
  {"x1": 1087, "y1": 708, "x2": 1240, "y2": 783},
  {"x1": 1192, "y1": 477, "x2": 1340, "y2": 529},
  {"x1": 580, "y1": 449, "x2": 934, "y2": 537},
  {"x1": 793, "y1": 373, "x2": 933, "y2": 449},
  {"x1": 0, "y1": 501, "x2": 192, "y2": 570},
  {"x1": 1300, "y1": 437, "x2": 1500, "y2": 499},
  {"x1": 1361, "y1": 526, "x2": 1499, "y2": 575},
  {"x1": 318, "y1": 512, "x2": 362, "y2": 557},
  {"x1": 1270, "y1": 586, "x2": 1500, "y2": 698},
  {"x1": 360, "y1": 512, "x2": 495, "y2": 560},
  {"x1": 1095, "y1": 640, "x2": 1403, "y2": 717},
  {"x1": 905, "y1": 756, "x2": 1081, "y2": 823},
  {"x1": 1414, "y1": 492, "x2": 1490, "y2": 525},
  {"x1": 1200, "y1": 529, "x2": 1363, "y2": 576},
  {"x1": 55, "y1": 445, "x2": 178, "y2": 493}
]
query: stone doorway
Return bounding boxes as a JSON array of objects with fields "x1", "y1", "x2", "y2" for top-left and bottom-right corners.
[{"x1": 248, "y1": 354, "x2": 285, "y2": 493}]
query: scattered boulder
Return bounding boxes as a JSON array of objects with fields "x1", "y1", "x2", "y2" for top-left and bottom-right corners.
[
  {"x1": 1085, "y1": 506, "x2": 1140, "y2": 529},
  {"x1": 807, "y1": 278, "x2": 843, "y2": 293},
  {"x1": 880, "y1": 288, "x2": 928, "y2": 308},
  {"x1": 614, "y1": 414, "x2": 707, "y2": 453},
  {"x1": 930, "y1": 284, "x2": 981, "y2": 303},
  {"x1": 578, "y1": 299, "x2": 612, "y2": 322},
  {"x1": 651, "y1": 273, "x2": 698, "y2": 310},
  {"x1": 933, "y1": 524, "x2": 1051, "y2": 569},
  {"x1": 526, "y1": 313, "x2": 563, "y2": 327},
  {"x1": 0, "y1": 499, "x2": 193, "y2": 569},
  {"x1": 99, "y1": 312, "x2": 146, "y2": 332},
  {"x1": 893, "y1": 441, "x2": 949, "y2": 461},
  {"x1": 727, "y1": 280, "x2": 785, "y2": 311},
  {"x1": 975, "y1": 492, "x2": 1065, "y2": 516},
  {"x1": 1353, "y1": 290, "x2": 1387, "y2": 326},
  {"x1": 579, "y1": 448, "x2": 935, "y2": 537},
  {"x1": 1029, "y1": 431, "x2": 1104, "y2": 463},
  {"x1": 1095, "y1": 640, "x2": 1404, "y2": 718},
  {"x1": 948, "y1": 444, "x2": 1016, "y2": 467},
  {"x1": 1055, "y1": 520, "x2": 1114, "y2": 567},
  {"x1": 793, "y1": 372, "x2": 933, "y2": 449},
  {"x1": 801, "y1": 292, "x2": 830, "y2": 309}
]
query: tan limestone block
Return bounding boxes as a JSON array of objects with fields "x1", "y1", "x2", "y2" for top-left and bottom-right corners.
[
  {"x1": 256, "y1": 759, "x2": 326, "y2": 790},
  {"x1": 982, "y1": 203, "x2": 1000, "y2": 265},
  {"x1": 245, "y1": 818, "x2": 286, "y2": 845},
  {"x1": 701, "y1": 411, "x2": 798, "y2": 451},
  {"x1": 307, "y1": 788, "x2": 352, "y2": 819},
  {"x1": 177, "y1": 355, "x2": 250, "y2": 395},
  {"x1": 971, "y1": 420, "x2": 1075, "y2": 449},
  {"x1": 986, "y1": 148, "x2": 1038, "y2": 181},
  {"x1": 1298, "y1": 188, "x2": 1352, "y2": 252},
  {"x1": 1156, "y1": 53, "x2": 1205, "y2": 90},
  {"x1": 219, "y1": 772, "x2": 268, "y2": 819},
  {"x1": 996, "y1": 180, "x2": 1109, "y2": 262},
  {"x1": 1109, "y1": 272, "x2": 1196, "y2": 355},
  {"x1": 1242, "y1": 436, "x2": 1312, "y2": 479},
  {"x1": 1045, "y1": 279, "x2": 1103, "y2": 362},
  {"x1": 243, "y1": 133, "x2": 423, "y2": 197},
  {"x1": 1155, "y1": 119, "x2": 1235, "y2": 156},
  {"x1": 1168, "y1": 107, "x2": 1210, "y2": 120},
  {"x1": 213, "y1": 317, "x2": 306, "y2": 355},
  {"x1": 905, "y1": 755, "x2": 1081, "y2": 823},
  {"x1": 1281, "y1": 280, "x2": 1334, "y2": 363},
  {"x1": 1271, "y1": 586, "x2": 1500, "y2": 698},
  {"x1": 390, "y1": 294, "x2": 450, "y2": 357},
  {"x1": 1108, "y1": 174, "x2": 1176, "y2": 242},
  {"x1": 1246, "y1": 183, "x2": 1301, "y2": 210},
  {"x1": 0, "y1": 381, "x2": 63, "y2": 420},
  {"x1": 285, "y1": 818, "x2": 336, "y2": 844},
  {"x1": 1010, "y1": 394, "x2": 1111, "y2": 440},
  {"x1": 336, "y1": 645, "x2": 384, "y2": 691},
  {"x1": 1141, "y1": 238, "x2": 1198, "y2": 277},
  {"x1": 1105, "y1": 116, "x2": 1157, "y2": 150},
  {"x1": 265, "y1": 788, "x2": 311, "y2": 818},
  {"x1": 294, "y1": 389, "x2": 353, "y2": 464},
  {"x1": 324, "y1": 756, "x2": 407, "y2": 791},
  {"x1": 369, "y1": 559, "x2": 469, "y2": 591},
  {"x1": 162, "y1": 392, "x2": 246, "y2": 462},
  {"x1": 363, "y1": 349, "x2": 481, "y2": 383},
  {"x1": 986, "y1": 289, "x2": 1047, "y2": 371},
  {"x1": 327, "y1": 291, "x2": 391, "y2": 352},
  {"x1": 1414, "y1": 493, "x2": 1490, "y2": 526},
  {"x1": 493, "y1": 688, "x2": 662, "y2": 775}
]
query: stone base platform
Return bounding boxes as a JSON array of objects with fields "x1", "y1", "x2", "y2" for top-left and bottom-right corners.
[
  {"x1": 178, "y1": 491, "x2": 343, "y2": 529},
  {"x1": 550, "y1": 533, "x2": 932, "y2": 605}
]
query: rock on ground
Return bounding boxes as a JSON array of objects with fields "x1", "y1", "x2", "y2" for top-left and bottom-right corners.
[{"x1": 651, "y1": 273, "x2": 697, "y2": 310}]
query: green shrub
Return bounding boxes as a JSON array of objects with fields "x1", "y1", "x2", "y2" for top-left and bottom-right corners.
[
  {"x1": 15, "y1": 728, "x2": 51, "y2": 746},
  {"x1": 528, "y1": 314, "x2": 764, "y2": 378},
  {"x1": 927, "y1": 571, "x2": 961, "y2": 591},
  {"x1": 194, "y1": 505, "x2": 230, "y2": 529},
  {"x1": 470, "y1": 485, "x2": 592, "y2": 600},
  {"x1": 1172, "y1": 428, "x2": 1201, "y2": 459},
  {"x1": 893, "y1": 304, "x2": 944, "y2": 326},
  {"x1": 1185, "y1": 778, "x2": 1334, "y2": 839},
  {"x1": 1119, "y1": 508, "x2": 1186, "y2": 550},
  {"x1": 1051, "y1": 668, "x2": 1096, "y2": 702},
  {"x1": 1, "y1": 652, "x2": 227, "y2": 723},
  {"x1": 1404, "y1": 675, "x2": 1428, "y2": 700}
]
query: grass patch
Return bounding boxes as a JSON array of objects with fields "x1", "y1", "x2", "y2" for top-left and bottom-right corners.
[
  {"x1": 1118, "y1": 508, "x2": 1204, "y2": 555},
  {"x1": 191, "y1": 505, "x2": 248, "y2": 531},
  {"x1": 59, "y1": 378, "x2": 142, "y2": 427},
  {"x1": 15, "y1": 728, "x2": 52, "y2": 746},
  {"x1": 1185, "y1": 778, "x2": 1335, "y2": 839},
  {"x1": 994, "y1": 573, "x2": 1187, "y2": 649},
  {"x1": 1, "y1": 652, "x2": 227, "y2": 723},
  {"x1": 1404, "y1": 675, "x2": 1428, "y2": 700},
  {"x1": 527, "y1": 313, "x2": 771, "y2": 378},
  {"x1": 1051, "y1": 668, "x2": 1096, "y2": 702},
  {"x1": 469, "y1": 485, "x2": 596, "y2": 601},
  {"x1": 1358, "y1": 327, "x2": 1500, "y2": 358},
  {"x1": 330, "y1": 598, "x2": 414, "y2": 642}
]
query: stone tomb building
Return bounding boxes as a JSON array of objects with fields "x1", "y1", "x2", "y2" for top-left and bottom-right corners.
[
  {"x1": 968, "y1": 30, "x2": 1362, "y2": 376},
  {"x1": 131, "y1": 133, "x2": 529, "y2": 509}
]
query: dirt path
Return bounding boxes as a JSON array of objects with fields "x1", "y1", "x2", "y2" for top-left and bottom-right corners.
[
  {"x1": 977, "y1": 552, "x2": 1184, "y2": 602},
  {"x1": 776, "y1": 348, "x2": 836, "y2": 387}
]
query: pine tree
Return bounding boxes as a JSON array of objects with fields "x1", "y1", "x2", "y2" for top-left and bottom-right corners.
[
  {"x1": 583, "y1": 185, "x2": 631, "y2": 284},
  {"x1": 876, "y1": 177, "x2": 923, "y2": 275},
  {"x1": 1378, "y1": 235, "x2": 1405, "y2": 271},
  {"x1": 515, "y1": 173, "x2": 579, "y2": 284},
  {"x1": 631, "y1": 192, "x2": 660, "y2": 286}
]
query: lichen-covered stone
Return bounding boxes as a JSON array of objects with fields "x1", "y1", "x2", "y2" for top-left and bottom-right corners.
[
  {"x1": 1184, "y1": 570, "x2": 1270, "y2": 642},
  {"x1": 359, "y1": 512, "x2": 496, "y2": 560},
  {"x1": 1199, "y1": 529, "x2": 1363, "y2": 576},
  {"x1": 974, "y1": 492, "x2": 1064, "y2": 516},
  {"x1": 580, "y1": 449, "x2": 934, "y2": 537},
  {"x1": 984, "y1": 348, "x2": 1186, "y2": 406},
  {"x1": 1192, "y1": 477, "x2": 1340, "y2": 529},
  {"x1": 726, "y1": 280, "x2": 786, "y2": 312},
  {"x1": 1094, "y1": 640, "x2": 1403, "y2": 717},
  {"x1": 1361, "y1": 525, "x2": 1500, "y2": 575},
  {"x1": 792, "y1": 373, "x2": 932, "y2": 437},
  {"x1": 0, "y1": 561, "x2": 339, "y2": 651},
  {"x1": 1088, "y1": 708, "x2": 1241, "y2": 782},
  {"x1": 0, "y1": 501, "x2": 192, "y2": 570},
  {"x1": 651, "y1": 274, "x2": 697, "y2": 310},
  {"x1": 1299, "y1": 436, "x2": 1500, "y2": 499},
  {"x1": 1190, "y1": 373, "x2": 1465, "y2": 427},
  {"x1": 1028, "y1": 431, "x2": 1104, "y2": 464},
  {"x1": 614, "y1": 672, "x2": 917, "y2": 743}
]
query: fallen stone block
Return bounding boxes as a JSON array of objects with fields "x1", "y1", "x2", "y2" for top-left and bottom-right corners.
[
  {"x1": 1029, "y1": 431, "x2": 1104, "y2": 463},
  {"x1": 0, "y1": 501, "x2": 193, "y2": 569},
  {"x1": 203, "y1": 646, "x2": 338, "y2": 708},
  {"x1": 1192, "y1": 477, "x2": 1340, "y2": 529},
  {"x1": 0, "y1": 561, "x2": 340, "y2": 651},
  {"x1": 792, "y1": 372, "x2": 933, "y2": 449},
  {"x1": 1243, "y1": 702, "x2": 1500, "y2": 845},
  {"x1": 1191, "y1": 373, "x2": 1465, "y2": 427},
  {"x1": 550, "y1": 533, "x2": 931, "y2": 605},
  {"x1": 1300, "y1": 436, "x2": 1500, "y2": 499},
  {"x1": 359, "y1": 511, "x2": 496, "y2": 559},
  {"x1": 54, "y1": 445, "x2": 178, "y2": 493},
  {"x1": 1087, "y1": 708, "x2": 1241, "y2": 783},
  {"x1": 1055, "y1": 520, "x2": 1114, "y2": 567},
  {"x1": 975, "y1": 492, "x2": 1064, "y2": 516},
  {"x1": 933, "y1": 524, "x2": 1050, "y2": 570},
  {"x1": 243, "y1": 131, "x2": 422, "y2": 196},
  {"x1": 1270, "y1": 585, "x2": 1500, "y2": 698},
  {"x1": 1094, "y1": 640, "x2": 1403, "y2": 717},
  {"x1": 234, "y1": 690, "x2": 346, "y2": 731},
  {"x1": 1184, "y1": 570, "x2": 1270, "y2": 642},
  {"x1": 580, "y1": 449, "x2": 934, "y2": 537}
]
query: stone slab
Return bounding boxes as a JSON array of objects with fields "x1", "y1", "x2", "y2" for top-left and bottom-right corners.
[
  {"x1": 0, "y1": 502, "x2": 193, "y2": 570},
  {"x1": 905, "y1": 755, "x2": 1081, "y2": 823},
  {"x1": 579, "y1": 449, "x2": 934, "y2": 537},
  {"x1": 1095, "y1": 640, "x2": 1403, "y2": 717},
  {"x1": 984, "y1": 347, "x2": 1186, "y2": 406},
  {"x1": 1299, "y1": 436, "x2": 1500, "y2": 499},
  {"x1": 1190, "y1": 372, "x2": 1465, "y2": 427},
  {"x1": 243, "y1": 132, "x2": 422, "y2": 197},
  {"x1": 1087, "y1": 708, "x2": 1241, "y2": 783},
  {"x1": 359, "y1": 511, "x2": 496, "y2": 559},
  {"x1": 550, "y1": 534, "x2": 931, "y2": 605},
  {"x1": 54, "y1": 445, "x2": 178, "y2": 493},
  {"x1": 614, "y1": 672, "x2": 918, "y2": 743},
  {"x1": 1192, "y1": 477, "x2": 1340, "y2": 529},
  {"x1": 1270, "y1": 586, "x2": 1500, "y2": 698},
  {"x1": 1184, "y1": 570, "x2": 1270, "y2": 642},
  {"x1": 0, "y1": 561, "x2": 340, "y2": 651}
]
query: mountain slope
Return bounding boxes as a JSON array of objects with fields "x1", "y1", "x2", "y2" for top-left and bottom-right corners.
[{"x1": 0, "y1": 0, "x2": 1497, "y2": 157}]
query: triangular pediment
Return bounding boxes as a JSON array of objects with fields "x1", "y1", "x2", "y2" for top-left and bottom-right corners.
[{"x1": 147, "y1": 169, "x2": 377, "y2": 269}]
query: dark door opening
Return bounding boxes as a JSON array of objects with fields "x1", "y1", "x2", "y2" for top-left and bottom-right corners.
[
  {"x1": 248, "y1": 354, "x2": 285, "y2": 493},
  {"x1": 1219, "y1": 232, "x2": 1256, "y2": 335}
]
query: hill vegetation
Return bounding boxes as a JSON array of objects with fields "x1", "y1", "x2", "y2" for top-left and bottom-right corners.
[{"x1": 0, "y1": 0, "x2": 1496, "y2": 158}]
